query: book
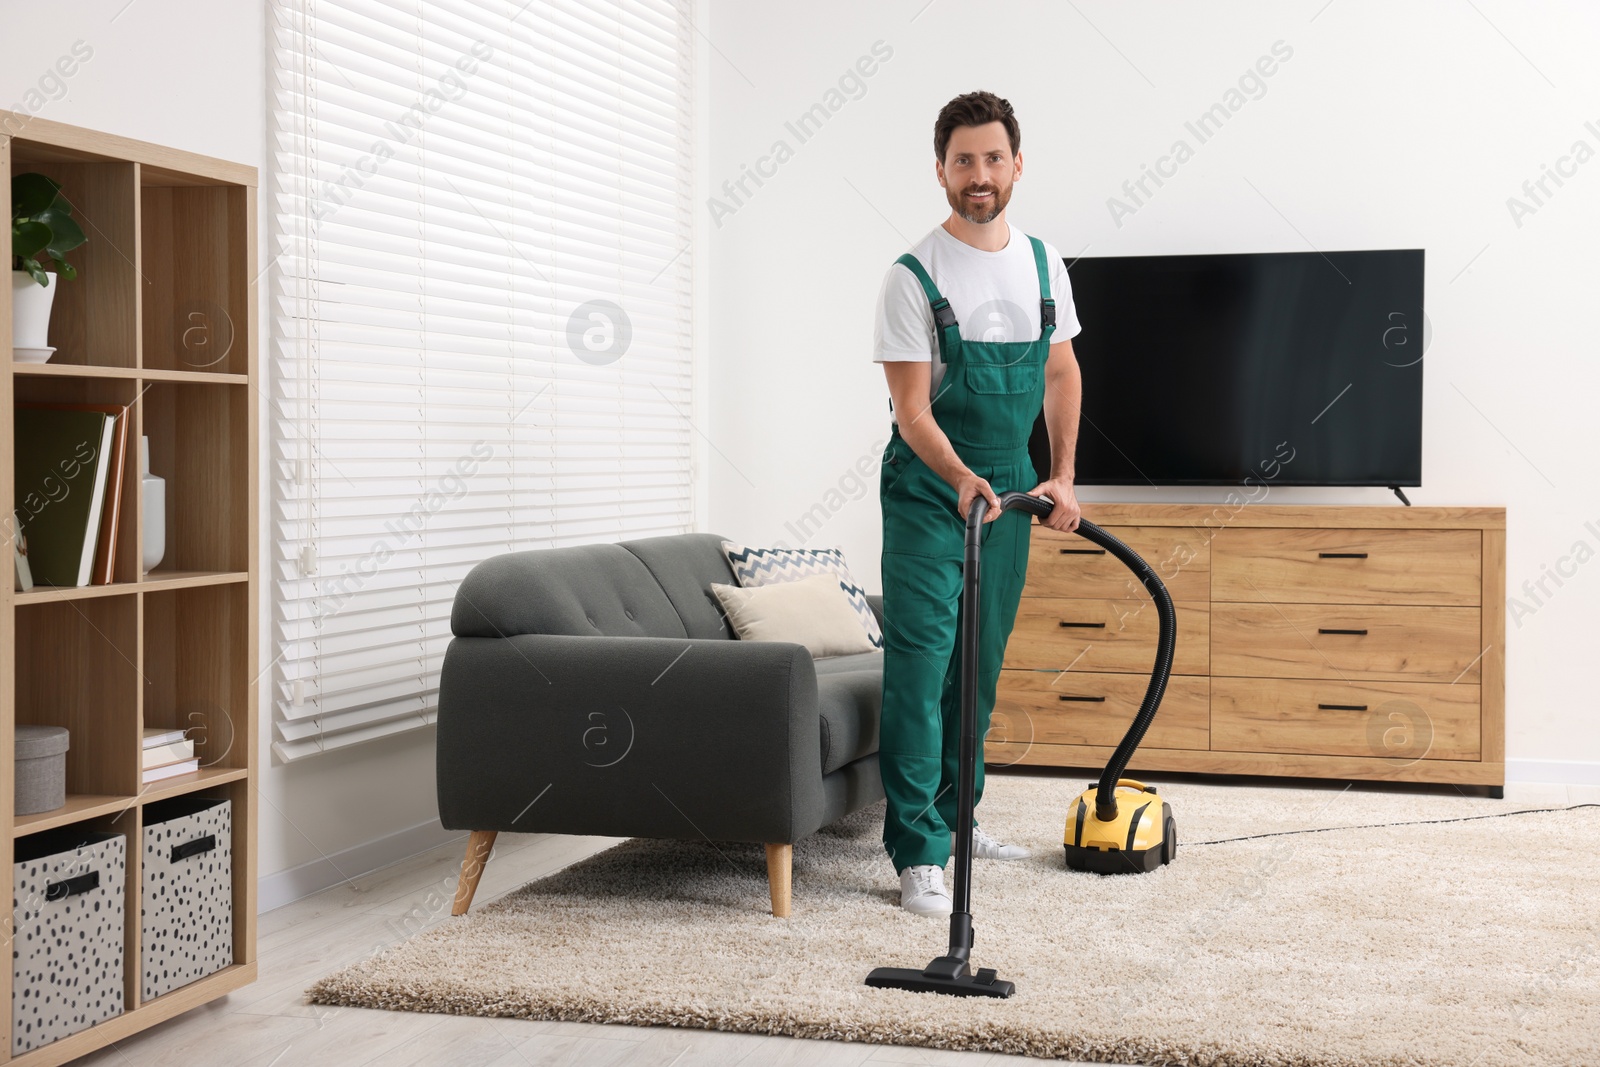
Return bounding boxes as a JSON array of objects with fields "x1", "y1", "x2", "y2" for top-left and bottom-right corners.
[
  {"x1": 13, "y1": 407, "x2": 116, "y2": 586},
  {"x1": 142, "y1": 758, "x2": 199, "y2": 783},
  {"x1": 142, "y1": 740, "x2": 196, "y2": 769},
  {"x1": 142, "y1": 727, "x2": 189, "y2": 748},
  {"x1": 19, "y1": 402, "x2": 131, "y2": 584}
]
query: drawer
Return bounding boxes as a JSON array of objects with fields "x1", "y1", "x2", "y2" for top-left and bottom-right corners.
[
  {"x1": 1212, "y1": 603, "x2": 1484, "y2": 683},
  {"x1": 1027, "y1": 525, "x2": 1210, "y2": 602},
  {"x1": 1004, "y1": 597, "x2": 1210, "y2": 675},
  {"x1": 1212, "y1": 677, "x2": 1479, "y2": 761},
  {"x1": 992, "y1": 670, "x2": 1209, "y2": 751},
  {"x1": 1211, "y1": 528, "x2": 1480, "y2": 606}
]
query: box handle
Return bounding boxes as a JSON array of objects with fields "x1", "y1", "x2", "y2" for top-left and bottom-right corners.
[
  {"x1": 45, "y1": 871, "x2": 100, "y2": 901},
  {"x1": 1318, "y1": 552, "x2": 1368, "y2": 558},
  {"x1": 1318, "y1": 703, "x2": 1369, "y2": 711},
  {"x1": 1057, "y1": 694, "x2": 1107, "y2": 702},
  {"x1": 1059, "y1": 547, "x2": 1106, "y2": 555},
  {"x1": 1058, "y1": 620, "x2": 1106, "y2": 628},
  {"x1": 171, "y1": 834, "x2": 217, "y2": 863},
  {"x1": 1318, "y1": 628, "x2": 1369, "y2": 635}
]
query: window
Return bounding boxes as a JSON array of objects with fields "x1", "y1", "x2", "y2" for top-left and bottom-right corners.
[{"x1": 268, "y1": 0, "x2": 696, "y2": 760}]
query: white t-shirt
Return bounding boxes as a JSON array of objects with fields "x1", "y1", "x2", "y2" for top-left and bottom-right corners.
[{"x1": 873, "y1": 223, "x2": 1082, "y2": 425}]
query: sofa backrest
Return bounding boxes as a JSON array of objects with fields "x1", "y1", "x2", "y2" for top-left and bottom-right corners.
[
  {"x1": 450, "y1": 532, "x2": 738, "y2": 641},
  {"x1": 613, "y1": 532, "x2": 740, "y2": 639}
]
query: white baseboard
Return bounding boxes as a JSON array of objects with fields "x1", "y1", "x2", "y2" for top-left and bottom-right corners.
[
  {"x1": 1506, "y1": 759, "x2": 1600, "y2": 787},
  {"x1": 257, "y1": 817, "x2": 467, "y2": 914}
]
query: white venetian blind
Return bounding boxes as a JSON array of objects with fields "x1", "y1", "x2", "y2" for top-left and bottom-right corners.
[{"x1": 268, "y1": 0, "x2": 696, "y2": 761}]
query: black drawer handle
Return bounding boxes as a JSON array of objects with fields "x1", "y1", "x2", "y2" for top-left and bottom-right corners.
[
  {"x1": 171, "y1": 835, "x2": 217, "y2": 863},
  {"x1": 1057, "y1": 694, "x2": 1107, "y2": 702},
  {"x1": 1318, "y1": 552, "x2": 1368, "y2": 558},
  {"x1": 1318, "y1": 703, "x2": 1369, "y2": 711},
  {"x1": 1059, "y1": 548, "x2": 1106, "y2": 555},
  {"x1": 45, "y1": 871, "x2": 100, "y2": 901},
  {"x1": 1318, "y1": 628, "x2": 1369, "y2": 635},
  {"x1": 1058, "y1": 620, "x2": 1106, "y2": 628}
]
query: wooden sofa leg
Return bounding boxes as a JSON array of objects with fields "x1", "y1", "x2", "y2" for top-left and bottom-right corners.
[
  {"x1": 765, "y1": 842, "x2": 792, "y2": 918},
  {"x1": 453, "y1": 831, "x2": 498, "y2": 916}
]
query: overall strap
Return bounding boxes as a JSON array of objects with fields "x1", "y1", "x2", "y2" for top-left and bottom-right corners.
[
  {"x1": 1027, "y1": 235, "x2": 1057, "y2": 337},
  {"x1": 895, "y1": 253, "x2": 959, "y2": 363}
]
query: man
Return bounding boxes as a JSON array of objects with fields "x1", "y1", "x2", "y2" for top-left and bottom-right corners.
[{"x1": 873, "y1": 90, "x2": 1084, "y2": 916}]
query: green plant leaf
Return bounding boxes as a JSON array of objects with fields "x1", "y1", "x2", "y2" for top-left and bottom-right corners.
[
  {"x1": 13, "y1": 220, "x2": 50, "y2": 260},
  {"x1": 34, "y1": 207, "x2": 87, "y2": 254},
  {"x1": 53, "y1": 260, "x2": 77, "y2": 282},
  {"x1": 11, "y1": 173, "x2": 62, "y2": 218}
]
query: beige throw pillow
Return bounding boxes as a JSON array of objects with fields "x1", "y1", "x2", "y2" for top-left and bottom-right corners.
[{"x1": 709, "y1": 572, "x2": 878, "y2": 659}]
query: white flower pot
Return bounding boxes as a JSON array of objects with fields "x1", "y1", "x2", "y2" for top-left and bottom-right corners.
[{"x1": 12, "y1": 269, "x2": 58, "y2": 352}]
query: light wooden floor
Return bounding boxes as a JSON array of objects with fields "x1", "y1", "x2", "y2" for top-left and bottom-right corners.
[
  {"x1": 75, "y1": 778, "x2": 1589, "y2": 1067},
  {"x1": 74, "y1": 827, "x2": 1081, "y2": 1067}
]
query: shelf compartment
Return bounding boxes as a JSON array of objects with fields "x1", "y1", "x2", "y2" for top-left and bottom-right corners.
[
  {"x1": 139, "y1": 182, "x2": 248, "y2": 376},
  {"x1": 13, "y1": 374, "x2": 143, "y2": 587},
  {"x1": 142, "y1": 583, "x2": 248, "y2": 771},
  {"x1": 140, "y1": 381, "x2": 248, "y2": 574},
  {"x1": 14, "y1": 594, "x2": 142, "y2": 797},
  {"x1": 6, "y1": 155, "x2": 138, "y2": 369},
  {"x1": 13, "y1": 794, "x2": 138, "y2": 837}
]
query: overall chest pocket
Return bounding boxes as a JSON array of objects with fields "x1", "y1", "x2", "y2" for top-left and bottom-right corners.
[{"x1": 964, "y1": 357, "x2": 1040, "y2": 394}]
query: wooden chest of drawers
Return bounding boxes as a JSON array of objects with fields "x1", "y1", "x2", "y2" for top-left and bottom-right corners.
[{"x1": 987, "y1": 505, "x2": 1506, "y2": 792}]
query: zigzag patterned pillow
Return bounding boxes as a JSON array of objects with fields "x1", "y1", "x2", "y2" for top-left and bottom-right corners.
[{"x1": 719, "y1": 540, "x2": 883, "y2": 651}]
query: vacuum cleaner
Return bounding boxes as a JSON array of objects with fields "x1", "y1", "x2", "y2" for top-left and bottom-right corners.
[{"x1": 865, "y1": 490, "x2": 1177, "y2": 998}]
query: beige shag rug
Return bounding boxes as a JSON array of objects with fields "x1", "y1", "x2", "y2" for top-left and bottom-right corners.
[{"x1": 308, "y1": 771, "x2": 1600, "y2": 1066}]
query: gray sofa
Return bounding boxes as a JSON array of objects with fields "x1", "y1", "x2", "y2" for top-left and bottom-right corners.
[{"x1": 436, "y1": 531, "x2": 885, "y2": 917}]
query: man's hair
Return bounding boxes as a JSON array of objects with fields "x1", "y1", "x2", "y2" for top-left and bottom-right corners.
[{"x1": 934, "y1": 90, "x2": 1020, "y2": 164}]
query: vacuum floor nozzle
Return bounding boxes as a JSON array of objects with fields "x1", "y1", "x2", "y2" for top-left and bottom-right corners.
[{"x1": 865, "y1": 958, "x2": 1016, "y2": 998}]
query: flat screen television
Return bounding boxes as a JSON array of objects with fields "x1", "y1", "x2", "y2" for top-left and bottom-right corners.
[{"x1": 1029, "y1": 248, "x2": 1425, "y2": 489}]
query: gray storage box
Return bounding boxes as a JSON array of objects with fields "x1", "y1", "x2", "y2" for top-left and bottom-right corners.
[
  {"x1": 11, "y1": 827, "x2": 126, "y2": 1055},
  {"x1": 141, "y1": 795, "x2": 233, "y2": 1000},
  {"x1": 13, "y1": 726, "x2": 69, "y2": 816}
]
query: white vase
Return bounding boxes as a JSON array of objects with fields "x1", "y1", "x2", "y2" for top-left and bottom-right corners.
[
  {"x1": 141, "y1": 436, "x2": 166, "y2": 573},
  {"x1": 11, "y1": 270, "x2": 57, "y2": 352}
]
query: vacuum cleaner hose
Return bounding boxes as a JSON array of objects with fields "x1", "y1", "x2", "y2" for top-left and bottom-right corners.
[{"x1": 980, "y1": 493, "x2": 1177, "y2": 822}]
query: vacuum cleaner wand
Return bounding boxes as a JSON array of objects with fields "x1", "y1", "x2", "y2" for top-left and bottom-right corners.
[
  {"x1": 865, "y1": 490, "x2": 1028, "y2": 998},
  {"x1": 865, "y1": 493, "x2": 1177, "y2": 998}
]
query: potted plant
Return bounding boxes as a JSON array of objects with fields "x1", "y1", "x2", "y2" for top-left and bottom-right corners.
[{"x1": 11, "y1": 172, "x2": 87, "y2": 361}]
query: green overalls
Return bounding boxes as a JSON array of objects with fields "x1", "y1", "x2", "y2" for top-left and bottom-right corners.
[{"x1": 878, "y1": 233, "x2": 1057, "y2": 873}]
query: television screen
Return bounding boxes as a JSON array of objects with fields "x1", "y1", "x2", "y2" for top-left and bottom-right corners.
[{"x1": 1030, "y1": 248, "x2": 1425, "y2": 487}]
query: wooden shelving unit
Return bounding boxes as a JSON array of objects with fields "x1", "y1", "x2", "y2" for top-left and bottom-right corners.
[{"x1": 1, "y1": 112, "x2": 258, "y2": 1065}]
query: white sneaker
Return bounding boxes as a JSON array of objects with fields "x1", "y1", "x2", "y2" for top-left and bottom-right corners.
[
  {"x1": 898, "y1": 864, "x2": 952, "y2": 916},
  {"x1": 954, "y1": 825, "x2": 1031, "y2": 861}
]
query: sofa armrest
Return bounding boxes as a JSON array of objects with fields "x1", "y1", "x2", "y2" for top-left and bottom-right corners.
[{"x1": 437, "y1": 634, "x2": 825, "y2": 844}]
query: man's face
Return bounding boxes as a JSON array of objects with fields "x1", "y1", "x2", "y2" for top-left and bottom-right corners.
[{"x1": 938, "y1": 121, "x2": 1019, "y2": 224}]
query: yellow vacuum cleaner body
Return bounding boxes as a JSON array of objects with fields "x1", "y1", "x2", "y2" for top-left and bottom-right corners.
[{"x1": 1063, "y1": 778, "x2": 1177, "y2": 874}]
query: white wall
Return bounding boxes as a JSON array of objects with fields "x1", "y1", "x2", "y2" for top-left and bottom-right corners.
[
  {"x1": 8, "y1": 0, "x2": 1596, "y2": 910},
  {"x1": 1, "y1": 0, "x2": 453, "y2": 905},
  {"x1": 705, "y1": 0, "x2": 1600, "y2": 775}
]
